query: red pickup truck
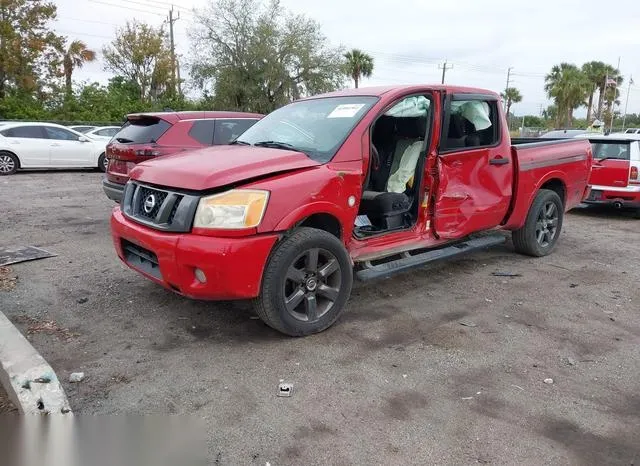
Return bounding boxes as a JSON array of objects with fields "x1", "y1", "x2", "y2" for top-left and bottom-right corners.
[{"x1": 110, "y1": 85, "x2": 592, "y2": 336}]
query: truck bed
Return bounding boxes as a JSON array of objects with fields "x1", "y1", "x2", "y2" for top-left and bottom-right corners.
[{"x1": 502, "y1": 137, "x2": 592, "y2": 230}]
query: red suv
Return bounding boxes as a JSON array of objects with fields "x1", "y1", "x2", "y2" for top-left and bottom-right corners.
[{"x1": 102, "y1": 111, "x2": 263, "y2": 202}]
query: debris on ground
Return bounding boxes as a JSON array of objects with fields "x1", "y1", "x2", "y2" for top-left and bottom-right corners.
[
  {"x1": 570, "y1": 284, "x2": 579, "y2": 288},
  {"x1": 13, "y1": 315, "x2": 78, "y2": 341},
  {"x1": 492, "y1": 271, "x2": 522, "y2": 277},
  {"x1": 459, "y1": 320, "x2": 477, "y2": 328},
  {"x1": 0, "y1": 246, "x2": 56, "y2": 266},
  {"x1": 277, "y1": 382, "x2": 293, "y2": 397},
  {"x1": 69, "y1": 372, "x2": 85, "y2": 383},
  {"x1": 565, "y1": 357, "x2": 577, "y2": 366},
  {"x1": 0, "y1": 266, "x2": 17, "y2": 292},
  {"x1": 544, "y1": 378, "x2": 554, "y2": 384},
  {"x1": 461, "y1": 396, "x2": 474, "y2": 400},
  {"x1": 77, "y1": 297, "x2": 88, "y2": 304}
]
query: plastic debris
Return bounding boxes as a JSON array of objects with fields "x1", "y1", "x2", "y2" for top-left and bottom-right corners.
[
  {"x1": 278, "y1": 383, "x2": 293, "y2": 397},
  {"x1": 459, "y1": 320, "x2": 477, "y2": 328},
  {"x1": 69, "y1": 372, "x2": 85, "y2": 383},
  {"x1": 544, "y1": 378, "x2": 554, "y2": 384}
]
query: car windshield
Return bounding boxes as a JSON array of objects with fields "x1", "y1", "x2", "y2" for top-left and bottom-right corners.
[{"x1": 236, "y1": 96, "x2": 378, "y2": 162}]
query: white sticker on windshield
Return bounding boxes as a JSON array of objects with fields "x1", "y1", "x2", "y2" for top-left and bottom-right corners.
[{"x1": 327, "y1": 104, "x2": 365, "y2": 119}]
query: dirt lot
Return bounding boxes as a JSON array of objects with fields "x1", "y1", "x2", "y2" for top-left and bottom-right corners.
[{"x1": 1, "y1": 171, "x2": 639, "y2": 464}]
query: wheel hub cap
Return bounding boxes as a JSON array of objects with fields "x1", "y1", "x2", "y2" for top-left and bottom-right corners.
[{"x1": 305, "y1": 277, "x2": 318, "y2": 292}]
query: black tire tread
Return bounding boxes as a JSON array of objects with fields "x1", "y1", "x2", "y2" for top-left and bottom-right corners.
[
  {"x1": 97, "y1": 153, "x2": 107, "y2": 172},
  {"x1": 512, "y1": 189, "x2": 563, "y2": 257},
  {"x1": 253, "y1": 227, "x2": 352, "y2": 336}
]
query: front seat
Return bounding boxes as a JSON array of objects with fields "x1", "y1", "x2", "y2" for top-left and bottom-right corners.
[{"x1": 359, "y1": 118, "x2": 424, "y2": 230}]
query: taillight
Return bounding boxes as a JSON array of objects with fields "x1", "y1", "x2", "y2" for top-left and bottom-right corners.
[
  {"x1": 631, "y1": 166, "x2": 638, "y2": 180},
  {"x1": 135, "y1": 146, "x2": 174, "y2": 157}
]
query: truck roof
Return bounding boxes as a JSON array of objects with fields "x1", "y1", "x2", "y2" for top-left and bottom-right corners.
[{"x1": 308, "y1": 84, "x2": 500, "y2": 99}]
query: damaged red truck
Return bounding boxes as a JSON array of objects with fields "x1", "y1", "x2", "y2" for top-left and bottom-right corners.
[{"x1": 111, "y1": 85, "x2": 592, "y2": 336}]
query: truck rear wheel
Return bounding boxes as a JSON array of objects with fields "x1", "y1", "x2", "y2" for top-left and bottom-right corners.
[
  {"x1": 512, "y1": 189, "x2": 564, "y2": 257},
  {"x1": 254, "y1": 227, "x2": 353, "y2": 336}
]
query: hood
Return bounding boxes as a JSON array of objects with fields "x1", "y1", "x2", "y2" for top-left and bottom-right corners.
[{"x1": 130, "y1": 145, "x2": 321, "y2": 191}]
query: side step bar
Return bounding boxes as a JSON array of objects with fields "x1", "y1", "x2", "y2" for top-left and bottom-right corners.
[{"x1": 355, "y1": 235, "x2": 506, "y2": 281}]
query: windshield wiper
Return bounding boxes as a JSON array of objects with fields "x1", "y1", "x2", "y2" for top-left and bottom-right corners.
[
  {"x1": 229, "y1": 140, "x2": 251, "y2": 146},
  {"x1": 596, "y1": 157, "x2": 625, "y2": 162},
  {"x1": 115, "y1": 137, "x2": 134, "y2": 143},
  {"x1": 253, "y1": 140, "x2": 299, "y2": 151}
]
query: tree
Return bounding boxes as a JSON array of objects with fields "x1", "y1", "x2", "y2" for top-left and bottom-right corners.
[
  {"x1": 500, "y1": 87, "x2": 522, "y2": 117},
  {"x1": 0, "y1": 0, "x2": 63, "y2": 99},
  {"x1": 190, "y1": 0, "x2": 346, "y2": 113},
  {"x1": 344, "y1": 49, "x2": 374, "y2": 89},
  {"x1": 62, "y1": 40, "x2": 96, "y2": 96},
  {"x1": 102, "y1": 21, "x2": 173, "y2": 102},
  {"x1": 544, "y1": 63, "x2": 589, "y2": 128}
]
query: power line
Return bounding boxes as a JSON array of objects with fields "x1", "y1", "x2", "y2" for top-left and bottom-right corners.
[
  {"x1": 58, "y1": 17, "x2": 120, "y2": 27},
  {"x1": 87, "y1": 0, "x2": 165, "y2": 17}
]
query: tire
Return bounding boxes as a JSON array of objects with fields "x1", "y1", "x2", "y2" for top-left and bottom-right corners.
[
  {"x1": 0, "y1": 151, "x2": 19, "y2": 175},
  {"x1": 97, "y1": 153, "x2": 108, "y2": 172},
  {"x1": 254, "y1": 227, "x2": 353, "y2": 336},
  {"x1": 512, "y1": 189, "x2": 564, "y2": 257}
]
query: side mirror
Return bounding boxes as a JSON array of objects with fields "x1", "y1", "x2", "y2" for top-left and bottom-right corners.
[{"x1": 78, "y1": 136, "x2": 89, "y2": 142}]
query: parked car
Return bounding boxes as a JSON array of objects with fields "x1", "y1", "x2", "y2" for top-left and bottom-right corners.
[
  {"x1": 110, "y1": 85, "x2": 592, "y2": 336},
  {"x1": 584, "y1": 137, "x2": 640, "y2": 215},
  {"x1": 84, "y1": 126, "x2": 121, "y2": 141},
  {"x1": 0, "y1": 122, "x2": 108, "y2": 175},
  {"x1": 102, "y1": 111, "x2": 263, "y2": 202},
  {"x1": 624, "y1": 128, "x2": 640, "y2": 134},
  {"x1": 69, "y1": 125, "x2": 97, "y2": 133}
]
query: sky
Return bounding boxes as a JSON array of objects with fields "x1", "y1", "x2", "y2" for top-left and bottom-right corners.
[{"x1": 54, "y1": 0, "x2": 640, "y2": 117}]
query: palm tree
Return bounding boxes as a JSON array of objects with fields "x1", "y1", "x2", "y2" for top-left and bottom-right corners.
[
  {"x1": 500, "y1": 87, "x2": 522, "y2": 117},
  {"x1": 544, "y1": 63, "x2": 589, "y2": 127},
  {"x1": 63, "y1": 40, "x2": 97, "y2": 96},
  {"x1": 581, "y1": 61, "x2": 607, "y2": 123},
  {"x1": 344, "y1": 49, "x2": 374, "y2": 89}
]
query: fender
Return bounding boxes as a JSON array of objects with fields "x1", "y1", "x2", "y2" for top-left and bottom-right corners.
[
  {"x1": 272, "y1": 201, "x2": 351, "y2": 240},
  {"x1": 503, "y1": 169, "x2": 568, "y2": 229}
]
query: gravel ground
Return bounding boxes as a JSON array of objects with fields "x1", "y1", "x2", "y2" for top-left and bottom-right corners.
[{"x1": 1, "y1": 171, "x2": 639, "y2": 464}]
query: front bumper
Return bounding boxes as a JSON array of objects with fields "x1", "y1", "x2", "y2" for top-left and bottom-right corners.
[
  {"x1": 110, "y1": 209, "x2": 279, "y2": 300},
  {"x1": 583, "y1": 184, "x2": 640, "y2": 208},
  {"x1": 103, "y1": 178, "x2": 125, "y2": 203}
]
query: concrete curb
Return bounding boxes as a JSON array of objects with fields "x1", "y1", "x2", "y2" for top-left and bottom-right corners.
[{"x1": 0, "y1": 312, "x2": 72, "y2": 415}]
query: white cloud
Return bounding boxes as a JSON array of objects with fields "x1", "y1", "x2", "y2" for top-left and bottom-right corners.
[{"x1": 56, "y1": 0, "x2": 640, "y2": 116}]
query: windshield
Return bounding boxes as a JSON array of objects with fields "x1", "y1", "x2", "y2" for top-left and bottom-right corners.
[{"x1": 236, "y1": 96, "x2": 378, "y2": 162}]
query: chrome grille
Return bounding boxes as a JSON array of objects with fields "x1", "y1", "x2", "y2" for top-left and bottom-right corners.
[{"x1": 121, "y1": 182, "x2": 200, "y2": 233}]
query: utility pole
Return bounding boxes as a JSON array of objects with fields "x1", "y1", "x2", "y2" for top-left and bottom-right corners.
[
  {"x1": 622, "y1": 75, "x2": 633, "y2": 131},
  {"x1": 167, "y1": 6, "x2": 180, "y2": 97},
  {"x1": 503, "y1": 67, "x2": 513, "y2": 112},
  {"x1": 439, "y1": 60, "x2": 453, "y2": 84}
]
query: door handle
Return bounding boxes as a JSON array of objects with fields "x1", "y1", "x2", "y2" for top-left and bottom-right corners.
[
  {"x1": 489, "y1": 157, "x2": 509, "y2": 166},
  {"x1": 50, "y1": 143, "x2": 61, "y2": 147}
]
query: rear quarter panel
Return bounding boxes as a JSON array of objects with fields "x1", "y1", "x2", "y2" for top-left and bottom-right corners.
[{"x1": 503, "y1": 139, "x2": 592, "y2": 229}]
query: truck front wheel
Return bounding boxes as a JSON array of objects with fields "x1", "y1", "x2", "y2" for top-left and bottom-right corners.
[
  {"x1": 512, "y1": 189, "x2": 564, "y2": 257},
  {"x1": 254, "y1": 227, "x2": 353, "y2": 336}
]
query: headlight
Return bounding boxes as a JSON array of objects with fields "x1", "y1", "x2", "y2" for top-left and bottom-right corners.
[{"x1": 193, "y1": 189, "x2": 269, "y2": 229}]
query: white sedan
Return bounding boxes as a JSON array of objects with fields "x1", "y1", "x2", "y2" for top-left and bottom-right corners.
[
  {"x1": 0, "y1": 122, "x2": 108, "y2": 175},
  {"x1": 84, "y1": 126, "x2": 121, "y2": 141}
]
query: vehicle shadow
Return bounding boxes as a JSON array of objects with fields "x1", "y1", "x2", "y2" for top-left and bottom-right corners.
[{"x1": 569, "y1": 204, "x2": 639, "y2": 221}]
